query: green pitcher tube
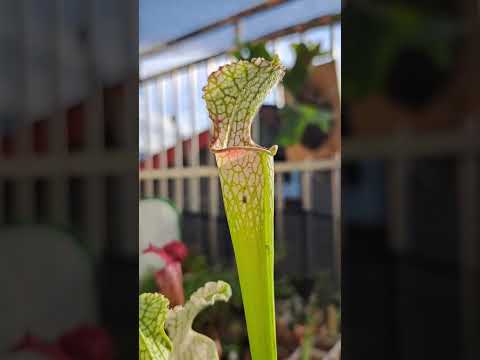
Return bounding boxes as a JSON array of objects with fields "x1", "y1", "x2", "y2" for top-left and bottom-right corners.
[{"x1": 203, "y1": 56, "x2": 285, "y2": 360}]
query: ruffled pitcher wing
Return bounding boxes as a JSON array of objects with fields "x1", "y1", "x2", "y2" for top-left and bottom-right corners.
[{"x1": 166, "y1": 281, "x2": 232, "y2": 360}]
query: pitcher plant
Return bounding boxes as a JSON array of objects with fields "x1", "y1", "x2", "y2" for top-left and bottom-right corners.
[{"x1": 203, "y1": 56, "x2": 285, "y2": 360}]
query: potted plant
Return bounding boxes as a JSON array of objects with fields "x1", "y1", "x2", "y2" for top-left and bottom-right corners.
[{"x1": 233, "y1": 41, "x2": 340, "y2": 161}]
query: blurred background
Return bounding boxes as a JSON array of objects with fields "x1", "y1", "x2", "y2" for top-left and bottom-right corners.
[
  {"x1": 342, "y1": 0, "x2": 479, "y2": 359},
  {"x1": 0, "y1": 0, "x2": 138, "y2": 359},
  {"x1": 139, "y1": 0, "x2": 342, "y2": 359}
]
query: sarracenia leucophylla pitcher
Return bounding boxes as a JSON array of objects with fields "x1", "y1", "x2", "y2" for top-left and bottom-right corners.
[{"x1": 203, "y1": 56, "x2": 285, "y2": 360}]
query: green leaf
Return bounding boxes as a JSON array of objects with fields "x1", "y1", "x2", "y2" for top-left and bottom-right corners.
[
  {"x1": 231, "y1": 42, "x2": 273, "y2": 61},
  {"x1": 283, "y1": 43, "x2": 324, "y2": 98},
  {"x1": 139, "y1": 293, "x2": 173, "y2": 360},
  {"x1": 166, "y1": 281, "x2": 232, "y2": 360},
  {"x1": 276, "y1": 103, "x2": 332, "y2": 146}
]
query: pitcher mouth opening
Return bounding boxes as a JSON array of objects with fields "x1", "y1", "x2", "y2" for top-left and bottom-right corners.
[{"x1": 210, "y1": 144, "x2": 278, "y2": 157}]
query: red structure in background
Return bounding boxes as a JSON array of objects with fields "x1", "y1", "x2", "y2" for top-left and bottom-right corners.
[
  {"x1": 138, "y1": 130, "x2": 210, "y2": 170},
  {"x1": 1, "y1": 104, "x2": 85, "y2": 156},
  {"x1": 0, "y1": 84, "x2": 125, "y2": 156}
]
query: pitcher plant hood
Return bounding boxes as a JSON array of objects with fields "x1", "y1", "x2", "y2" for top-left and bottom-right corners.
[{"x1": 203, "y1": 55, "x2": 285, "y2": 154}]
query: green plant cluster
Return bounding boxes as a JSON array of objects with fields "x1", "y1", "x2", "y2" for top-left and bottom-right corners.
[{"x1": 182, "y1": 254, "x2": 340, "y2": 359}]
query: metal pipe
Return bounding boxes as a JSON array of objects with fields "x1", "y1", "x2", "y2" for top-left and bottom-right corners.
[
  {"x1": 142, "y1": 85, "x2": 154, "y2": 198},
  {"x1": 172, "y1": 71, "x2": 184, "y2": 211},
  {"x1": 157, "y1": 78, "x2": 169, "y2": 198},
  {"x1": 188, "y1": 65, "x2": 200, "y2": 212},
  {"x1": 140, "y1": 15, "x2": 341, "y2": 83},
  {"x1": 49, "y1": 0, "x2": 68, "y2": 227},
  {"x1": 140, "y1": 0, "x2": 294, "y2": 58}
]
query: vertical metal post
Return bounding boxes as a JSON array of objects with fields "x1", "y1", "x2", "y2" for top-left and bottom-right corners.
[
  {"x1": 329, "y1": 22, "x2": 335, "y2": 58},
  {"x1": 0, "y1": 0, "x2": 5, "y2": 227},
  {"x1": 275, "y1": 170, "x2": 285, "y2": 211},
  {"x1": 157, "y1": 78, "x2": 168, "y2": 198},
  {"x1": 301, "y1": 166, "x2": 313, "y2": 211},
  {"x1": 16, "y1": 0, "x2": 31, "y2": 156},
  {"x1": 85, "y1": 0, "x2": 105, "y2": 259},
  {"x1": 0, "y1": 0, "x2": 8, "y2": 201},
  {"x1": 331, "y1": 21, "x2": 341, "y2": 273},
  {"x1": 330, "y1": 22, "x2": 341, "y2": 95},
  {"x1": 0, "y1": 180, "x2": 4, "y2": 225},
  {"x1": 49, "y1": 0, "x2": 69, "y2": 227},
  {"x1": 208, "y1": 175, "x2": 219, "y2": 259},
  {"x1": 120, "y1": 172, "x2": 138, "y2": 256},
  {"x1": 302, "y1": 164, "x2": 314, "y2": 275},
  {"x1": 123, "y1": 77, "x2": 137, "y2": 150},
  {"x1": 85, "y1": 5, "x2": 104, "y2": 151},
  {"x1": 118, "y1": 0, "x2": 138, "y2": 257},
  {"x1": 458, "y1": 119, "x2": 479, "y2": 359},
  {"x1": 123, "y1": 0, "x2": 137, "y2": 153},
  {"x1": 16, "y1": 0, "x2": 34, "y2": 223},
  {"x1": 206, "y1": 59, "x2": 217, "y2": 166},
  {"x1": 188, "y1": 65, "x2": 200, "y2": 212},
  {"x1": 275, "y1": 170, "x2": 285, "y2": 261},
  {"x1": 50, "y1": 0, "x2": 67, "y2": 154},
  {"x1": 205, "y1": 58, "x2": 218, "y2": 257},
  {"x1": 142, "y1": 85, "x2": 154, "y2": 198},
  {"x1": 387, "y1": 156, "x2": 410, "y2": 253},
  {"x1": 172, "y1": 71, "x2": 184, "y2": 211},
  {"x1": 331, "y1": 155, "x2": 342, "y2": 282}
]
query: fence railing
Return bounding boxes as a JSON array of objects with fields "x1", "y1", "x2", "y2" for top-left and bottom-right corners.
[
  {"x1": 343, "y1": 121, "x2": 479, "y2": 255},
  {"x1": 140, "y1": 155, "x2": 342, "y2": 273}
]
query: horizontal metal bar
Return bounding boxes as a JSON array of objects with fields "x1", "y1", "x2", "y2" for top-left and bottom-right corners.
[
  {"x1": 140, "y1": 127, "x2": 478, "y2": 180},
  {"x1": 342, "y1": 129, "x2": 479, "y2": 161},
  {"x1": 140, "y1": 158, "x2": 340, "y2": 180},
  {"x1": 276, "y1": 158, "x2": 340, "y2": 172},
  {"x1": 141, "y1": 166, "x2": 217, "y2": 179},
  {"x1": 0, "y1": 151, "x2": 138, "y2": 178},
  {"x1": 5, "y1": 130, "x2": 475, "y2": 179}
]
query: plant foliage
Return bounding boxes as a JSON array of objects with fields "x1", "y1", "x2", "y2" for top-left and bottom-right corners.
[{"x1": 139, "y1": 281, "x2": 232, "y2": 360}]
